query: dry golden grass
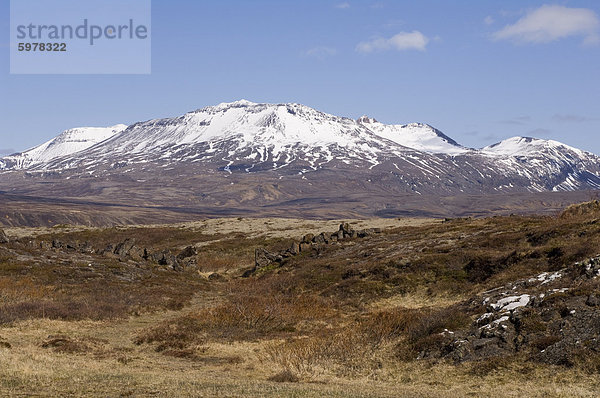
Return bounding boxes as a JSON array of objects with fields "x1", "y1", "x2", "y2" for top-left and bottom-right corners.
[
  {"x1": 1, "y1": 315, "x2": 600, "y2": 397},
  {"x1": 2, "y1": 208, "x2": 600, "y2": 396}
]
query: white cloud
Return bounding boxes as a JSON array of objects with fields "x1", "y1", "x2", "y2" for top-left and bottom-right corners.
[
  {"x1": 484, "y1": 16, "x2": 494, "y2": 25},
  {"x1": 306, "y1": 46, "x2": 338, "y2": 58},
  {"x1": 356, "y1": 31, "x2": 429, "y2": 53},
  {"x1": 493, "y1": 5, "x2": 600, "y2": 45},
  {"x1": 335, "y1": 2, "x2": 350, "y2": 9}
]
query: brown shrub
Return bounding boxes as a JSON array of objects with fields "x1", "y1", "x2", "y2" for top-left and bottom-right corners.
[
  {"x1": 134, "y1": 315, "x2": 206, "y2": 351},
  {"x1": 405, "y1": 307, "x2": 470, "y2": 343},
  {"x1": 361, "y1": 308, "x2": 422, "y2": 347},
  {"x1": 0, "y1": 296, "x2": 129, "y2": 325},
  {"x1": 268, "y1": 369, "x2": 299, "y2": 383},
  {"x1": 264, "y1": 327, "x2": 372, "y2": 375}
]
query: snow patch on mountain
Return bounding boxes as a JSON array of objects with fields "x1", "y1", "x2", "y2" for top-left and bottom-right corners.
[
  {"x1": 358, "y1": 117, "x2": 469, "y2": 155},
  {"x1": 482, "y1": 137, "x2": 587, "y2": 157},
  {"x1": 51, "y1": 101, "x2": 421, "y2": 172},
  {"x1": 1, "y1": 100, "x2": 599, "y2": 196}
]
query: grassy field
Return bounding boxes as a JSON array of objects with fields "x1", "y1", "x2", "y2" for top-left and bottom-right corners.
[{"x1": 1, "y1": 207, "x2": 600, "y2": 397}]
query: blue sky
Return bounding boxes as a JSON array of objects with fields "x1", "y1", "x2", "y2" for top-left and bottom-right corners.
[{"x1": 1, "y1": 0, "x2": 599, "y2": 154}]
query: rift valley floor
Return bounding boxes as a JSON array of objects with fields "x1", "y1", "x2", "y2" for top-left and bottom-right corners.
[{"x1": 2, "y1": 202, "x2": 600, "y2": 396}]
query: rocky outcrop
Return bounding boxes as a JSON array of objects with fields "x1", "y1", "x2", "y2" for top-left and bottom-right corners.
[
  {"x1": 248, "y1": 222, "x2": 382, "y2": 274},
  {"x1": 255, "y1": 248, "x2": 284, "y2": 269},
  {"x1": 437, "y1": 255, "x2": 600, "y2": 365},
  {"x1": 151, "y1": 250, "x2": 180, "y2": 271}
]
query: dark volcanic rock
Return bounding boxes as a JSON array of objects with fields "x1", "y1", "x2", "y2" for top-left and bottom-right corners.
[
  {"x1": 152, "y1": 250, "x2": 180, "y2": 271},
  {"x1": 289, "y1": 242, "x2": 300, "y2": 255},
  {"x1": 0, "y1": 229, "x2": 8, "y2": 244},
  {"x1": 439, "y1": 255, "x2": 600, "y2": 365},
  {"x1": 114, "y1": 238, "x2": 136, "y2": 257},
  {"x1": 255, "y1": 248, "x2": 283, "y2": 269},
  {"x1": 177, "y1": 246, "x2": 198, "y2": 261}
]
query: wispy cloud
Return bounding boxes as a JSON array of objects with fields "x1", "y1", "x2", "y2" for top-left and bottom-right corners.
[
  {"x1": 306, "y1": 46, "x2": 338, "y2": 58},
  {"x1": 499, "y1": 116, "x2": 531, "y2": 125},
  {"x1": 493, "y1": 5, "x2": 600, "y2": 45},
  {"x1": 484, "y1": 16, "x2": 494, "y2": 26},
  {"x1": 553, "y1": 114, "x2": 597, "y2": 123},
  {"x1": 335, "y1": 2, "x2": 350, "y2": 9},
  {"x1": 356, "y1": 31, "x2": 429, "y2": 53}
]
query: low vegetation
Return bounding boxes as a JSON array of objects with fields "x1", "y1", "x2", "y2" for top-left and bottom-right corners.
[{"x1": 1, "y1": 203, "x2": 600, "y2": 396}]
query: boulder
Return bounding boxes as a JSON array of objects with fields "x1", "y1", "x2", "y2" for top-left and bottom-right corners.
[
  {"x1": 313, "y1": 233, "x2": 326, "y2": 245},
  {"x1": 302, "y1": 233, "x2": 314, "y2": 243},
  {"x1": 128, "y1": 246, "x2": 145, "y2": 261},
  {"x1": 0, "y1": 229, "x2": 8, "y2": 244},
  {"x1": 339, "y1": 222, "x2": 351, "y2": 234},
  {"x1": 177, "y1": 246, "x2": 198, "y2": 261},
  {"x1": 152, "y1": 250, "x2": 180, "y2": 271},
  {"x1": 255, "y1": 248, "x2": 283, "y2": 269},
  {"x1": 299, "y1": 242, "x2": 311, "y2": 252},
  {"x1": 288, "y1": 242, "x2": 300, "y2": 255},
  {"x1": 114, "y1": 238, "x2": 136, "y2": 257}
]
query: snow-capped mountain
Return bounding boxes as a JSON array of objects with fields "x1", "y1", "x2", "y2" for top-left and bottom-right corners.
[
  {"x1": 54, "y1": 100, "x2": 417, "y2": 171},
  {"x1": 0, "y1": 125, "x2": 126, "y2": 170},
  {"x1": 1, "y1": 100, "x2": 599, "y2": 201},
  {"x1": 357, "y1": 116, "x2": 469, "y2": 155}
]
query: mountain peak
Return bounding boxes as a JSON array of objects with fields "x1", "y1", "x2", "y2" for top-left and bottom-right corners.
[
  {"x1": 482, "y1": 136, "x2": 586, "y2": 157},
  {"x1": 0, "y1": 124, "x2": 127, "y2": 170},
  {"x1": 357, "y1": 115, "x2": 378, "y2": 124}
]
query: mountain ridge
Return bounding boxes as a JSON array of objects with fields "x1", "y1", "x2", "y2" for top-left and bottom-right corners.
[{"x1": 0, "y1": 100, "x2": 599, "y2": 222}]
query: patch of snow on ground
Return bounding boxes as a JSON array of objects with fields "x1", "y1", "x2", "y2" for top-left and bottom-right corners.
[{"x1": 491, "y1": 294, "x2": 530, "y2": 312}]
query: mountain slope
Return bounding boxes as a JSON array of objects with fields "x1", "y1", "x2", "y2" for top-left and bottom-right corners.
[
  {"x1": 0, "y1": 100, "x2": 599, "y2": 220},
  {"x1": 481, "y1": 137, "x2": 600, "y2": 191},
  {"x1": 0, "y1": 125, "x2": 127, "y2": 170},
  {"x1": 357, "y1": 116, "x2": 469, "y2": 155}
]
